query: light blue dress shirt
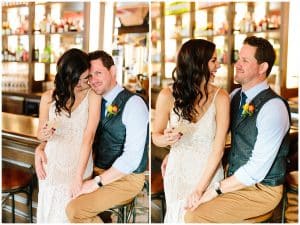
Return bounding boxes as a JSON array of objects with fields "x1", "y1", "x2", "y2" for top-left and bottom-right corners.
[
  {"x1": 102, "y1": 84, "x2": 149, "y2": 174},
  {"x1": 230, "y1": 80, "x2": 290, "y2": 186}
]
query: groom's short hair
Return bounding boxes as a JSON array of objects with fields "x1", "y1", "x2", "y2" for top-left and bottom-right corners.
[
  {"x1": 243, "y1": 36, "x2": 275, "y2": 76},
  {"x1": 88, "y1": 50, "x2": 115, "y2": 70}
]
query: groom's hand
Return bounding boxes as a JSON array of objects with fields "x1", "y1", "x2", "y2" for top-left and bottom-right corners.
[
  {"x1": 184, "y1": 190, "x2": 203, "y2": 211},
  {"x1": 73, "y1": 179, "x2": 99, "y2": 199},
  {"x1": 188, "y1": 188, "x2": 218, "y2": 211},
  {"x1": 35, "y1": 144, "x2": 47, "y2": 180}
]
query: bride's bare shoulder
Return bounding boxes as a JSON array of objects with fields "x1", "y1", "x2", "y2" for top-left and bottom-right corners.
[
  {"x1": 156, "y1": 86, "x2": 174, "y2": 109},
  {"x1": 159, "y1": 86, "x2": 173, "y2": 98},
  {"x1": 41, "y1": 89, "x2": 54, "y2": 103}
]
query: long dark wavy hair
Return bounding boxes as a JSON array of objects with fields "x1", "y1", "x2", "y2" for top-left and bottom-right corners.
[
  {"x1": 52, "y1": 48, "x2": 90, "y2": 117},
  {"x1": 172, "y1": 39, "x2": 216, "y2": 122}
]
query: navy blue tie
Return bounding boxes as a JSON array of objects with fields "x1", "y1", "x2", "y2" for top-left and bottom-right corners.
[
  {"x1": 101, "y1": 98, "x2": 107, "y2": 119},
  {"x1": 239, "y1": 92, "x2": 247, "y2": 116}
]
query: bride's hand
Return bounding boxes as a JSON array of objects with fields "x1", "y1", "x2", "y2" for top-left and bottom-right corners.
[
  {"x1": 163, "y1": 127, "x2": 182, "y2": 145},
  {"x1": 38, "y1": 122, "x2": 56, "y2": 141},
  {"x1": 70, "y1": 177, "x2": 83, "y2": 198},
  {"x1": 184, "y1": 190, "x2": 203, "y2": 211}
]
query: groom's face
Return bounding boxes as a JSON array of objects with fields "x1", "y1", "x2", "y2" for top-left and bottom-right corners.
[
  {"x1": 234, "y1": 44, "x2": 260, "y2": 86},
  {"x1": 88, "y1": 59, "x2": 116, "y2": 95}
]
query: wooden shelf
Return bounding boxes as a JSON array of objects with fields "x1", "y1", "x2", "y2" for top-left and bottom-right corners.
[
  {"x1": 194, "y1": 33, "x2": 228, "y2": 38},
  {"x1": 2, "y1": 3, "x2": 29, "y2": 9},
  {"x1": 2, "y1": 33, "x2": 29, "y2": 37},
  {"x1": 197, "y1": 2, "x2": 228, "y2": 10},
  {"x1": 33, "y1": 31, "x2": 84, "y2": 36},
  {"x1": 234, "y1": 29, "x2": 280, "y2": 36},
  {"x1": 2, "y1": 60, "x2": 29, "y2": 63}
]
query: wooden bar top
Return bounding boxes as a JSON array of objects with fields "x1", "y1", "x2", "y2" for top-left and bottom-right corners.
[
  {"x1": 2, "y1": 112, "x2": 39, "y2": 139},
  {"x1": 2, "y1": 91, "x2": 42, "y2": 99}
]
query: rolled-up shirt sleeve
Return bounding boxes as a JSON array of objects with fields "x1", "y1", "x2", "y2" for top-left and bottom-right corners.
[
  {"x1": 112, "y1": 95, "x2": 149, "y2": 174},
  {"x1": 234, "y1": 98, "x2": 290, "y2": 186}
]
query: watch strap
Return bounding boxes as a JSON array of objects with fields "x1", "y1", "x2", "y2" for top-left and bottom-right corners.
[
  {"x1": 215, "y1": 187, "x2": 222, "y2": 195},
  {"x1": 94, "y1": 175, "x2": 103, "y2": 187},
  {"x1": 215, "y1": 182, "x2": 223, "y2": 195}
]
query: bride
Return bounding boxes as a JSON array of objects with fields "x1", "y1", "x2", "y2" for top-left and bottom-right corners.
[
  {"x1": 152, "y1": 39, "x2": 230, "y2": 223},
  {"x1": 36, "y1": 48, "x2": 101, "y2": 222}
]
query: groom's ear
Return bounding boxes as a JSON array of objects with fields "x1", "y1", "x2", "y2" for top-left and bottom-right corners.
[
  {"x1": 109, "y1": 65, "x2": 116, "y2": 78},
  {"x1": 258, "y1": 62, "x2": 268, "y2": 76}
]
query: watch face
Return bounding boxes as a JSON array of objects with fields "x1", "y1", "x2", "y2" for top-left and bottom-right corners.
[
  {"x1": 94, "y1": 176, "x2": 100, "y2": 183},
  {"x1": 214, "y1": 182, "x2": 220, "y2": 189}
]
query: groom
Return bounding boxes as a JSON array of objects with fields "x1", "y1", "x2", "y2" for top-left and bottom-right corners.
[
  {"x1": 184, "y1": 36, "x2": 291, "y2": 222},
  {"x1": 35, "y1": 50, "x2": 149, "y2": 222}
]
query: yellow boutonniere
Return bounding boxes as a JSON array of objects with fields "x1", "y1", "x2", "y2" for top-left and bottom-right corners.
[
  {"x1": 107, "y1": 104, "x2": 119, "y2": 117},
  {"x1": 242, "y1": 103, "x2": 255, "y2": 117}
]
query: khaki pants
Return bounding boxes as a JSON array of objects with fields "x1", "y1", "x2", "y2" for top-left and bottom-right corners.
[
  {"x1": 185, "y1": 183, "x2": 283, "y2": 223},
  {"x1": 66, "y1": 167, "x2": 145, "y2": 223}
]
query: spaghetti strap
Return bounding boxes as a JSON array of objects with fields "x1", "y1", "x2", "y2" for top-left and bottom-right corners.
[
  {"x1": 212, "y1": 88, "x2": 221, "y2": 103},
  {"x1": 87, "y1": 88, "x2": 91, "y2": 96},
  {"x1": 85, "y1": 88, "x2": 92, "y2": 100}
]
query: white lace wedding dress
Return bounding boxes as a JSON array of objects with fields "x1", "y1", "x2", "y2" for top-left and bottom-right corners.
[
  {"x1": 37, "y1": 91, "x2": 93, "y2": 223},
  {"x1": 164, "y1": 89, "x2": 224, "y2": 223}
]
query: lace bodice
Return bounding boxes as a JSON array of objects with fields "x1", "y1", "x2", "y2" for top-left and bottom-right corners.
[{"x1": 169, "y1": 99, "x2": 217, "y2": 150}]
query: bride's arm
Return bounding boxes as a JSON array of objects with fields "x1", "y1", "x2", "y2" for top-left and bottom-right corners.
[
  {"x1": 152, "y1": 87, "x2": 181, "y2": 147},
  {"x1": 37, "y1": 90, "x2": 53, "y2": 141},
  {"x1": 35, "y1": 90, "x2": 53, "y2": 179},
  {"x1": 71, "y1": 90, "x2": 101, "y2": 197},
  {"x1": 185, "y1": 89, "x2": 230, "y2": 210}
]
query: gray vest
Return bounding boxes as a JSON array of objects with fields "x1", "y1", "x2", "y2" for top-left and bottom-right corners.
[
  {"x1": 228, "y1": 88, "x2": 291, "y2": 186},
  {"x1": 93, "y1": 89, "x2": 148, "y2": 173}
]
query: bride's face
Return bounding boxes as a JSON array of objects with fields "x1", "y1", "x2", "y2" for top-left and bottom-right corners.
[
  {"x1": 75, "y1": 69, "x2": 90, "y2": 91},
  {"x1": 208, "y1": 50, "x2": 220, "y2": 83}
]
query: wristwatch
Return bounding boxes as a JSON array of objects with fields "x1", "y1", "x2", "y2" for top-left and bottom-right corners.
[
  {"x1": 94, "y1": 175, "x2": 103, "y2": 187},
  {"x1": 214, "y1": 181, "x2": 223, "y2": 195}
]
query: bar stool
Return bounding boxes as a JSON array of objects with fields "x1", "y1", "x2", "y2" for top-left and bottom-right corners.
[
  {"x1": 282, "y1": 171, "x2": 298, "y2": 223},
  {"x1": 106, "y1": 197, "x2": 136, "y2": 223},
  {"x1": 2, "y1": 165, "x2": 34, "y2": 223},
  {"x1": 151, "y1": 171, "x2": 165, "y2": 222},
  {"x1": 135, "y1": 171, "x2": 150, "y2": 223}
]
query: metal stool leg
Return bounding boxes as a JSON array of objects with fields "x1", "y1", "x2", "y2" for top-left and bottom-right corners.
[
  {"x1": 129, "y1": 200, "x2": 135, "y2": 223},
  {"x1": 123, "y1": 205, "x2": 127, "y2": 223},
  {"x1": 12, "y1": 194, "x2": 15, "y2": 223},
  {"x1": 161, "y1": 194, "x2": 165, "y2": 222},
  {"x1": 28, "y1": 184, "x2": 33, "y2": 223},
  {"x1": 117, "y1": 207, "x2": 124, "y2": 223},
  {"x1": 132, "y1": 199, "x2": 136, "y2": 223},
  {"x1": 281, "y1": 186, "x2": 287, "y2": 223}
]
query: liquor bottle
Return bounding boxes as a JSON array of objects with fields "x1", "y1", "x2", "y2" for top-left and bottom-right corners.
[
  {"x1": 41, "y1": 43, "x2": 51, "y2": 63},
  {"x1": 16, "y1": 44, "x2": 23, "y2": 62},
  {"x1": 32, "y1": 49, "x2": 39, "y2": 61}
]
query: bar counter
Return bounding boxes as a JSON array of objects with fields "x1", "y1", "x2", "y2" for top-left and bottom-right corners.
[
  {"x1": 2, "y1": 112, "x2": 39, "y2": 140},
  {"x1": 3, "y1": 92, "x2": 42, "y2": 117}
]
